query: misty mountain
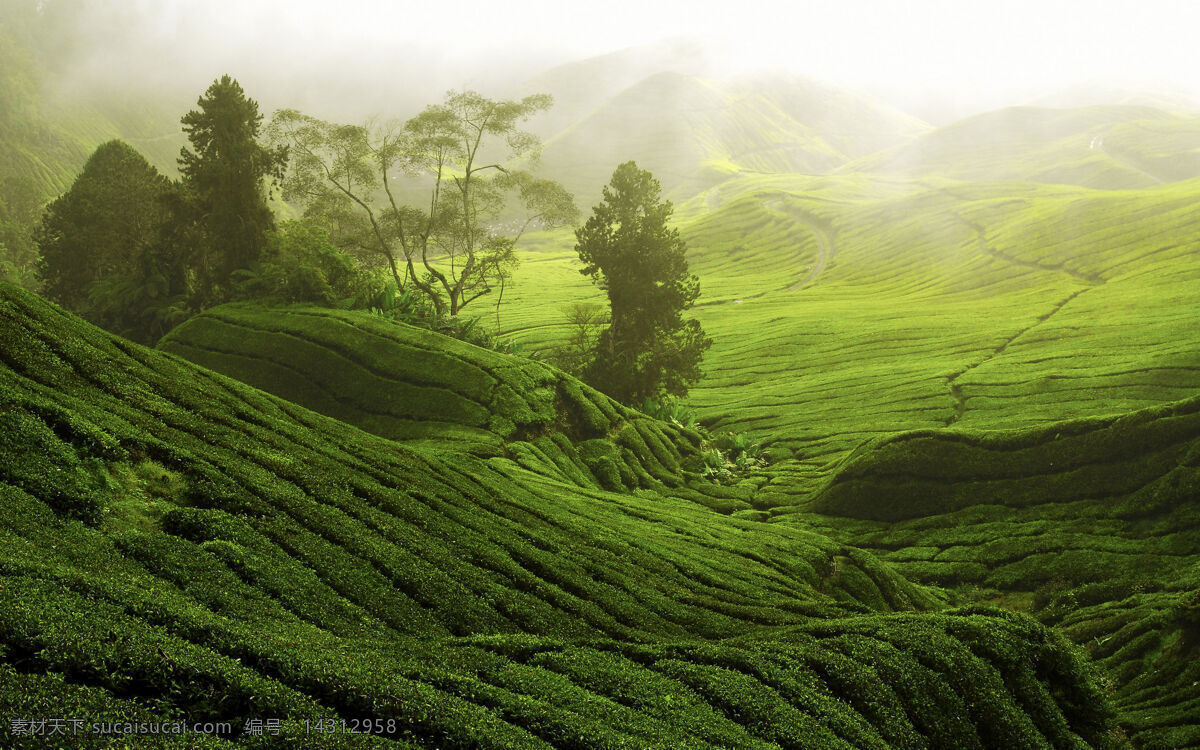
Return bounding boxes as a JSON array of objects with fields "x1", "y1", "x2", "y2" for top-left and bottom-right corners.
[
  {"x1": 514, "y1": 37, "x2": 713, "y2": 138},
  {"x1": 527, "y1": 69, "x2": 930, "y2": 206},
  {"x1": 848, "y1": 104, "x2": 1200, "y2": 188}
]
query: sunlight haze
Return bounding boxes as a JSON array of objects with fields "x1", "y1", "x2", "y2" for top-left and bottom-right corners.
[{"x1": 43, "y1": 0, "x2": 1200, "y2": 119}]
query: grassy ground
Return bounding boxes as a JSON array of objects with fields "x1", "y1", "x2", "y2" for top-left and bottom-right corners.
[
  {"x1": 7, "y1": 75, "x2": 1200, "y2": 744},
  {"x1": 496, "y1": 173, "x2": 1200, "y2": 499}
]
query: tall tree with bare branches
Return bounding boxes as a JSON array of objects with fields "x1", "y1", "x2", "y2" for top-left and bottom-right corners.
[{"x1": 268, "y1": 91, "x2": 576, "y2": 317}]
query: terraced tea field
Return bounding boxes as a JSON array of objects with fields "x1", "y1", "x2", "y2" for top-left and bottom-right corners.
[
  {"x1": 4, "y1": 21, "x2": 1200, "y2": 739},
  {"x1": 0, "y1": 284, "x2": 1131, "y2": 748},
  {"x1": 498, "y1": 173, "x2": 1200, "y2": 498},
  {"x1": 488, "y1": 165, "x2": 1200, "y2": 747}
]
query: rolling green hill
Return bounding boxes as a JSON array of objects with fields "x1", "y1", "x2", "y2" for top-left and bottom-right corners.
[
  {"x1": 486, "y1": 151, "x2": 1200, "y2": 748},
  {"x1": 155, "y1": 161, "x2": 1200, "y2": 744},
  {"x1": 7, "y1": 22, "x2": 1200, "y2": 745},
  {"x1": 496, "y1": 173, "x2": 1200, "y2": 496},
  {"x1": 513, "y1": 37, "x2": 713, "y2": 139},
  {"x1": 156, "y1": 304, "x2": 772, "y2": 513},
  {"x1": 796, "y1": 395, "x2": 1200, "y2": 748},
  {"x1": 528, "y1": 71, "x2": 928, "y2": 207},
  {"x1": 0, "y1": 282, "x2": 1132, "y2": 747}
]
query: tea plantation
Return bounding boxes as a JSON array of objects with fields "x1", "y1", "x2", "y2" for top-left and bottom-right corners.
[
  {"x1": 796, "y1": 399, "x2": 1200, "y2": 747},
  {"x1": 476, "y1": 166, "x2": 1200, "y2": 747},
  {"x1": 0, "y1": 283, "x2": 1132, "y2": 747}
]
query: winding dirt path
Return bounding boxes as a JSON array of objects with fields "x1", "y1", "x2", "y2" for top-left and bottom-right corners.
[
  {"x1": 764, "y1": 199, "x2": 836, "y2": 292},
  {"x1": 942, "y1": 214, "x2": 1104, "y2": 426},
  {"x1": 705, "y1": 185, "x2": 722, "y2": 212},
  {"x1": 1090, "y1": 131, "x2": 1166, "y2": 185},
  {"x1": 943, "y1": 288, "x2": 1090, "y2": 426},
  {"x1": 958, "y1": 215, "x2": 1104, "y2": 286}
]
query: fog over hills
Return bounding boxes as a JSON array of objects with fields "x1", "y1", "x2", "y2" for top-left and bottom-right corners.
[
  {"x1": 5, "y1": 1, "x2": 1200, "y2": 747},
  {"x1": 7, "y1": 0, "x2": 1200, "y2": 201}
]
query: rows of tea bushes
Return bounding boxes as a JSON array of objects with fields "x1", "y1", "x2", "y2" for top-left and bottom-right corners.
[
  {"x1": 158, "y1": 304, "x2": 771, "y2": 513},
  {"x1": 0, "y1": 282, "x2": 1127, "y2": 746},
  {"x1": 794, "y1": 397, "x2": 1200, "y2": 746},
  {"x1": 496, "y1": 175, "x2": 1200, "y2": 519}
]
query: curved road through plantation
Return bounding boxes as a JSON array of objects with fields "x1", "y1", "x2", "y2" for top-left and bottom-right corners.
[
  {"x1": 1090, "y1": 131, "x2": 1166, "y2": 185},
  {"x1": 765, "y1": 199, "x2": 835, "y2": 292}
]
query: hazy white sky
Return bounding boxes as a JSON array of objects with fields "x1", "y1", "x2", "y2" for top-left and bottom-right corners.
[{"x1": 57, "y1": 0, "x2": 1200, "y2": 115}]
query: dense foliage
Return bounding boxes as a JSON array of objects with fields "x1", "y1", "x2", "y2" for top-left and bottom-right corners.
[
  {"x1": 230, "y1": 220, "x2": 365, "y2": 306},
  {"x1": 268, "y1": 92, "x2": 577, "y2": 318},
  {"x1": 34, "y1": 140, "x2": 173, "y2": 317},
  {"x1": 179, "y1": 75, "x2": 288, "y2": 306},
  {"x1": 575, "y1": 161, "x2": 712, "y2": 404},
  {"x1": 24, "y1": 78, "x2": 300, "y2": 343}
]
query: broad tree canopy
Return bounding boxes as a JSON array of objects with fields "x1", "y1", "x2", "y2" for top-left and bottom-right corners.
[{"x1": 269, "y1": 90, "x2": 576, "y2": 317}]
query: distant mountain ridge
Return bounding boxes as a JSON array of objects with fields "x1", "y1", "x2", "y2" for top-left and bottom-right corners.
[
  {"x1": 525, "y1": 67, "x2": 929, "y2": 205},
  {"x1": 848, "y1": 104, "x2": 1200, "y2": 188}
]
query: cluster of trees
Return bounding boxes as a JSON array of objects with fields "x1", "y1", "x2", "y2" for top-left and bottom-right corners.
[
  {"x1": 35, "y1": 75, "x2": 288, "y2": 342},
  {"x1": 30, "y1": 75, "x2": 712, "y2": 404},
  {"x1": 266, "y1": 91, "x2": 578, "y2": 319},
  {"x1": 268, "y1": 103, "x2": 711, "y2": 403},
  {"x1": 35, "y1": 77, "x2": 582, "y2": 346}
]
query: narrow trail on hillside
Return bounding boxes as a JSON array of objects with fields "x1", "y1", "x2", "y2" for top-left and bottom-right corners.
[
  {"x1": 705, "y1": 185, "x2": 722, "y2": 212},
  {"x1": 765, "y1": 199, "x2": 836, "y2": 292},
  {"x1": 942, "y1": 214, "x2": 1105, "y2": 426},
  {"x1": 944, "y1": 288, "x2": 1090, "y2": 426},
  {"x1": 1091, "y1": 131, "x2": 1167, "y2": 185},
  {"x1": 958, "y1": 215, "x2": 1105, "y2": 286}
]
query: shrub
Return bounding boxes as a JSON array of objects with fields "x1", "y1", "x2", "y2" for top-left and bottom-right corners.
[
  {"x1": 231, "y1": 219, "x2": 367, "y2": 306},
  {"x1": 641, "y1": 395, "x2": 698, "y2": 430}
]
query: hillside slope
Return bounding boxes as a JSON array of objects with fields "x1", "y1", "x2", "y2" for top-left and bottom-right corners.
[
  {"x1": 0, "y1": 283, "x2": 1125, "y2": 747},
  {"x1": 513, "y1": 37, "x2": 712, "y2": 138},
  {"x1": 497, "y1": 173, "x2": 1200, "y2": 507},
  {"x1": 157, "y1": 304, "x2": 769, "y2": 514},
  {"x1": 0, "y1": 13, "x2": 181, "y2": 200},
  {"x1": 798, "y1": 396, "x2": 1200, "y2": 748},
  {"x1": 530, "y1": 71, "x2": 927, "y2": 206},
  {"x1": 488, "y1": 149, "x2": 1200, "y2": 750},
  {"x1": 850, "y1": 105, "x2": 1200, "y2": 188}
]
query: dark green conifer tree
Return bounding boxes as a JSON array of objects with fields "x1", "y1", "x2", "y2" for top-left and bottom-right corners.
[
  {"x1": 178, "y1": 75, "x2": 287, "y2": 303},
  {"x1": 35, "y1": 140, "x2": 171, "y2": 316},
  {"x1": 575, "y1": 161, "x2": 712, "y2": 404}
]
